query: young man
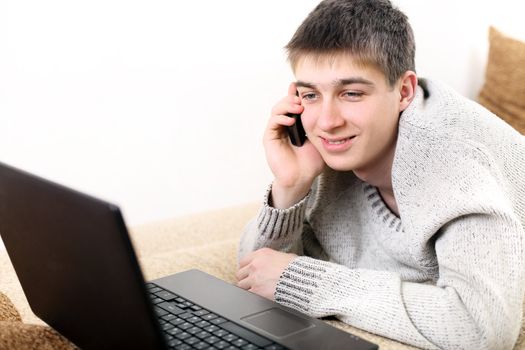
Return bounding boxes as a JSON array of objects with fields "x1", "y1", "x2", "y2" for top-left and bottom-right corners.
[{"x1": 236, "y1": 0, "x2": 525, "y2": 349}]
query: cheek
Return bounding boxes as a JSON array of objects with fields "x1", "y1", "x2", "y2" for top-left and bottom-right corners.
[{"x1": 359, "y1": 100, "x2": 398, "y2": 132}]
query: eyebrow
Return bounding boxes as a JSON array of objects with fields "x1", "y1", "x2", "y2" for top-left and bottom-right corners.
[{"x1": 296, "y1": 77, "x2": 375, "y2": 89}]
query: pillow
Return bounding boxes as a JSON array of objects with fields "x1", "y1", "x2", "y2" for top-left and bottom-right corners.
[{"x1": 478, "y1": 26, "x2": 525, "y2": 134}]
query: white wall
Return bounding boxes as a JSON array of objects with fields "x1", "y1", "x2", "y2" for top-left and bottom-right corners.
[{"x1": 1, "y1": 0, "x2": 524, "y2": 251}]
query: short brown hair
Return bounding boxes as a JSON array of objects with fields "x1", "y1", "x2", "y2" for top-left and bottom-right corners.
[{"x1": 286, "y1": 0, "x2": 415, "y2": 87}]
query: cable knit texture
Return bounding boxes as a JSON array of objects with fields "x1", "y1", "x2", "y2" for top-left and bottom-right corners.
[{"x1": 239, "y1": 79, "x2": 525, "y2": 350}]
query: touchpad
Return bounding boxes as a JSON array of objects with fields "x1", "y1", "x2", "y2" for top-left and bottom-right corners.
[{"x1": 241, "y1": 308, "x2": 314, "y2": 337}]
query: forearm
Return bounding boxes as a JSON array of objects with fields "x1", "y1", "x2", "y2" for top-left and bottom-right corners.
[
  {"x1": 275, "y1": 209, "x2": 525, "y2": 350},
  {"x1": 276, "y1": 257, "x2": 439, "y2": 349},
  {"x1": 238, "y1": 184, "x2": 310, "y2": 262},
  {"x1": 276, "y1": 256, "x2": 522, "y2": 350}
]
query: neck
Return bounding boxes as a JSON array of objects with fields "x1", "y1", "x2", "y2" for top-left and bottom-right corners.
[{"x1": 353, "y1": 144, "x2": 399, "y2": 216}]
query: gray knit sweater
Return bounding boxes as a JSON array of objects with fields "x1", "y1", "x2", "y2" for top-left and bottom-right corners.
[{"x1": 239, "y1": 79, "x2": 525, "y2": 349}]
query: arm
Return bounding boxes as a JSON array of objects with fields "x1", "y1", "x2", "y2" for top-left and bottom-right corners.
[
  {"x1": 238, "y1": 182, "x2": 330, "y2": 258},
  {"x1": 275, "y1": 159, "x2": 525, "y2": 349},
  {"x1": 238, "y1": 184, "x2": 309, "y2": 260},
  {"x1": 277, "y1": 211, "x2": 524, "y2": 349},
  {"x1": 237, "y1": 179, "x2": 330, "y2": 300},
  {"x1": 239, "y1": 82, "x2": 326, "y2": 261}
]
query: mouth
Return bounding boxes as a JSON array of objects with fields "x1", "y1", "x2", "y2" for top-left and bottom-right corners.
[
  {"x1": 325, "y1": 136, "x2": 355, "y2": 144},
  {"x1": 320, "y1": 135, "x2": 357, "y2": 151},
  {"x1": 323, "y1": 135, "x2": 357, "y2": 143}
]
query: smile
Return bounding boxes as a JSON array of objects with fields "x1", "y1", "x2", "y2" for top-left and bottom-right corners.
[
  {"x1": 327, "y1": 139, "x2": 350, "y2": 145},
  {"x1": 321, "y1": 136, "x2": 356, "y2": 151}
]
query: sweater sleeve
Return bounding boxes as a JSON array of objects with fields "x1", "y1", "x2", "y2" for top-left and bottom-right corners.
[
  {"x1": 275, "y1": 156, "x2": 525, "y2": 350},
  {"x1": 238, "y1": 184, "x2": 310, "y2": 261}
]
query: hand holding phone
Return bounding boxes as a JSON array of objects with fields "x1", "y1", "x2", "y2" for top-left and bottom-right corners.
[
  {"x1": 286, "y1": 112, "x2": 307, "y2": 147},
  {"x1": 263, "y1": 84, "x2": 324, "y2": 209},
  {"x1": 286, "y1": 88, "x2": 306, "y2": 147}
]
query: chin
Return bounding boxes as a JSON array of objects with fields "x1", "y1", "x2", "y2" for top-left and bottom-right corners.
[{"x1": 324, "y1": 159, "x2": 357, "y2": 172}]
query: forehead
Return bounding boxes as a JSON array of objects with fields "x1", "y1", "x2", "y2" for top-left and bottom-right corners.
[{"x1": 293, "y1": 53, "x2": 387, "y2": 87}]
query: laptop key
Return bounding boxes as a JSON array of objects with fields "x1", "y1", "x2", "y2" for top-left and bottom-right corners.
[
  {"x1": 186, "y1": 326, "x2": 201, "y2": 335},
  {"x1": 196, "y1": 320, "x2": 211, "y2": 328},
  {"x1": 193, "y1": 342, "x2": 209, "y2": 350},
  {"x1": 214, "y1": 340, "x2": 231, "y2": 349},
  {"x1": 166, "y1": 328, "x2": 183, "y2": 336},
  {"x1": 174, "y1": 344, "x2": 192, "y2": 350},
  {"x1": 185, "y1": 336, "x2": 201, "y2": 345},
  {"x1": 264, "y1": 345, "x2": 285, "y2": 350},
  {"x1": 151, "y1": 297, "x2": 164, "y2": 304},
  {"x1": 187, "y1": 316, "x2": 201, "y2": 324},
  {"x1": 148, "y1": 286, "x2": 163, "y2": 293},
  {"x1": 162, "y1": 314, "x2": 178, "y2": 322},
  {"x1": 193, "y1": 309, "x2": 210, "y2": 317},
  {"x1": 232, "y1": 339, "x2": 248, "y2": 347},
  {"x1": 222, "y1": 333, "x2": 238, "y2": 342},
  {"x1": 158, "y1": 302, "x2": 185, "y2": 315},
  {"x1": 162, "y1": 323, "x2": 175, "y2": 331},
  {"x1": 204, "y1": 335, "x2": 221, "y2": 344},
  {"x1": 178, "y1": 312, "x2": 194, "y2": 319},
  {"x1": 169, "y1": 317, "x2": 185, "y2": 326},
  {"x1": 201, "y1": 313, "x2": 218, "y2": 321},
  {"x1": 167, "y1": 339, "x2": 183, "y2": 346},
  {"x1": 176, "y1": 302, "x2": 191, "y2": 310},
  {"x1": 213, "y1": 329, "x2": 229, "y2": 338},
  {"x1": 242, "y1": 344, "x2": 260, "y2": 350},
  {"x1": 202, "y1": 325, "x2": 219, "y2": 333},
  {"x1": 154, "y1": 306, "x2": 169, "y2": 317},
  {"x1": 175, "y1": 332, "x2": 191, "y2": 340},
  {"x1": 178, "y1": 322, "x2": 193, "y2": 330},
  {"x1": 221, "y1": 322, "x2": 273, "y2": 347},
  {"x1": 156, "y1": 290, "x2": 177, "y2": 301},
  {"x1": 210, "y1": 317, "x2": 227, "y2": 325}
]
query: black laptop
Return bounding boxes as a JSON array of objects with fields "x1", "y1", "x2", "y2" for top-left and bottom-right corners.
[{"x1": 0, "y1": 161, "x2": 377, "y2": 350}]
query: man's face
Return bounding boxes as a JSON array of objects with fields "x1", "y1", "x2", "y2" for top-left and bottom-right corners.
[{"x1": 294, "y1": 54, "x2": 406, "y2": 177}]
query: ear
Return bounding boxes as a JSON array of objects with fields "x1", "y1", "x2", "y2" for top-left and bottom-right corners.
[{"x1": 398, "y1": 71, "x2": 418, "y2": 112}]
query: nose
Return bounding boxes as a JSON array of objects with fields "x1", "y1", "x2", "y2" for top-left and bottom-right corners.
[{"x1": 317, "y1": 101, "x2": 345, "y2": 131}]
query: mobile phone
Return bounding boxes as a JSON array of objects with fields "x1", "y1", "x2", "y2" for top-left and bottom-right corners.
[{"x1": 286, "y1": 113, "x2": 307, "y2": 147}]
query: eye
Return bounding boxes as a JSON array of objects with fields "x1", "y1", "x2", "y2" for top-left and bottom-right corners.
[
  {"x1": 343, "y1": 91, "x2": 364, "y2": 100},
  {"x1": 301, "y1": 92, "x2": 318, "y2": 101}
]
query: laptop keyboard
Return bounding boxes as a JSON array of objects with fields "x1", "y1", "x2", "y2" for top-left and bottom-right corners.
[{"x1": 146, "y1": 283, "x2": 288, "y2": 350}]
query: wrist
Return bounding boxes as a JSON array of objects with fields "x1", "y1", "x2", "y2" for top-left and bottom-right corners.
[{"x1": 270, "y1": 180, "x2": 312, "y2": 209}]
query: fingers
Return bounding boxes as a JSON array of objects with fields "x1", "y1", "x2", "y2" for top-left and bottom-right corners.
[
  {"x1": 268, "y1": 114, "x2": 296, "y2": 132},
  {"x1": 271, "y1": 82, "x2": 303, "y2": 118},
  {"x1": 288, "y1": 82, "x2": 297, "y2": 97},
  {"x1": 270, "y1": 101, "x2": 303, "y2": 120},
  {"x1": 267, "y1": 98, "x2": 303, "y2": 143},
  {"x1": 236, "y1": 261, "x2": 252, "y2": 291},
  {"x1": 236, "y1": 248, "x2": 272, "y2": 287},
  {"x1": 238, "y1": 250, "x2": 254, "y2": 269},
  {"x1": 236, "y1": 276, "x2": 251, "y2": 290},
  {"x1": 236, "y1": 263, "x2": 250, "y2": 281},
  {"x1": 235, "y1": 248, "x2": 296, "y2": 300}
]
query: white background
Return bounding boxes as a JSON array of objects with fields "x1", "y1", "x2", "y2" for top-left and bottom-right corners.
[{"x1": 1, "y1": 1, "x2": 524, "y2": 251}]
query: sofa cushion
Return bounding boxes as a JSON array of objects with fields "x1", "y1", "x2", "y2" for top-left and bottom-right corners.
[{"x1": 478, "y1": 26, "x2": 525, "y2": 134}]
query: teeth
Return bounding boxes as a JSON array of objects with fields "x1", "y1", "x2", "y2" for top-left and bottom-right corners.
[{"x1": 327, "y1": 139, "x2": 347, "y2": 145}]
